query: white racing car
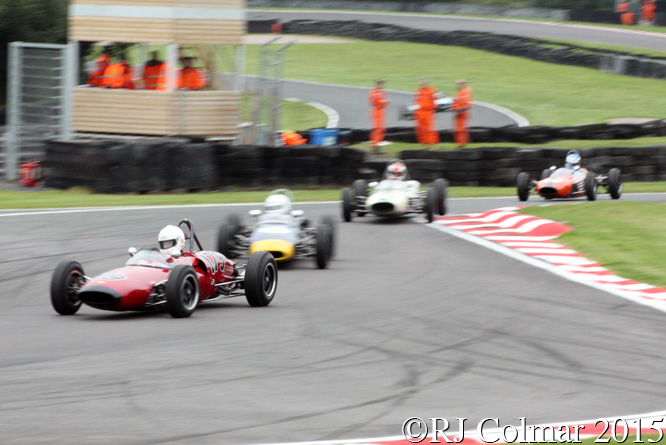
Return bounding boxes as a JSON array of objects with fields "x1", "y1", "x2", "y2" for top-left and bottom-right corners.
[
  {"x1": 341, "y1": 160, "x2": 448, "y2": 223},
  {"x1": 399, "y1": 96, "x2": 453, "y2": 120}
]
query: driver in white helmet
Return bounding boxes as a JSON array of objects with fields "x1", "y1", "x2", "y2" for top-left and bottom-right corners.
[
  {"x1": 385, "y1": 160, "x2": 421, "y2": 193},
  {"x1": 260, "y1": 192, "x2": 304, "y2": 227},
  {"x1": 386, "y1": 161, "x2": 408, "y2": 181},
  {"x1": 263, "y1": 193, "x2": 292, "y2": 214},
  {"x1": 158, "y1": 225, "x2": 186, "y2": 256},
  {"x1": 565, "y1": 150, "x2": 581, "y2": 170}
]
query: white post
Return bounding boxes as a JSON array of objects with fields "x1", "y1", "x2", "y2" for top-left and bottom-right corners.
[
  {"x1": 166, "y1": 43, "x2": 179, "y2": 91},
  {"x1": 235, "y1": 44, "x2": 246, "y2": 92},
  {"x1": 137, "y1": 44, "x2": 148, "y2": 84},
  {"x1": 62, "y1": 41, "x2": 79, "y2": 141},
  {"x1": 5, "y1": 42, "x2": 22, "y2": 181}
]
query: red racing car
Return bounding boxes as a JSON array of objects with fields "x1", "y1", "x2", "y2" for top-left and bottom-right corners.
[
  {"x1": 517, "y1": 150, "x2": 622, "y2": 201},
  {"x1": 50, "y1": 219, "x2": 278, "y2": 318}
]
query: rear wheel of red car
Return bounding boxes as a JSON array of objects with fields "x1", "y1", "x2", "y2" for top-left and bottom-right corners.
[
  {"x1": 585, "y1": 172, "x2": 598, "y2": 201},
  {"x1": 517, "y1": 172, "x2": 530, "y2": 202},
  {"x1": 165, "y1": 265, "x2": 200, "y2": 318},
  {"x1": 50, "y1": 261, "x2": 85, "y2": 315},
  {"x1": 245, "y1": 251, "x2": 278, "y2": 307},
  {"x1": 608, "y1": 168, "x2": 622, "y2": 200},
  {"x1": 342, "y1": 187, "x2": 354, "y2": 222}
]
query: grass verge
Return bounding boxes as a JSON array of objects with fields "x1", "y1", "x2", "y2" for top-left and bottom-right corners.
[
  {"x1": 2, "y1": 183, "x2": 665, "y2": 209},
  {"x1": 244, "y1": 40, "x2": 665, "y2": 127},
  {"x1": 520, "y1": 202, "x2": 666, "y2": 288}
]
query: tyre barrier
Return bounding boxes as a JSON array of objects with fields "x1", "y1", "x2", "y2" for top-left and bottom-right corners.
[
  {"x1": 44, "y1": 139, "x2": 366, "y2": 192},
  {"x1": 281, "y1": 20, "x2": 666, "y2": 80},
  {"x1": 44, "y1": 138, "x2": 666, "y2": 192},
  {"x1": 395, "y1": 146, "x2": 666, "y2": 187},
  {"x1": 349, "y1": 122, "x2": 666, "y2": 145}
]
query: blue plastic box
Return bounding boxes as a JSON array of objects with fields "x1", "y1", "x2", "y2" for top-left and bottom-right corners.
[{"x1": 309, "y1": 129, "x2": 339, "y2": 146}]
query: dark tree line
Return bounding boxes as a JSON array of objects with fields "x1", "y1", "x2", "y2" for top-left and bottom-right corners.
[{"x1": 0, "y1": 0, "x2": 68, "y2": 104}]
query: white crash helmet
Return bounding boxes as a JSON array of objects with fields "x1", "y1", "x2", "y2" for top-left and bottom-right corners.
[
  {"x1": 264, "y1": 193, "x2": 292, "y2": 214},
  {"x1": 565, "y1": 150, "x2": 581, "y2": 170},
  {"x1": 158, "y1": 225, "x2": 185, "y2": 256},
  {"x1": 387, "y1": 162, "x2": 407, "y2": 180}
]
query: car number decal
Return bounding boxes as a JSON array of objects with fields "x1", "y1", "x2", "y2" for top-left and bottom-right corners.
[
  {"x1": 199, "y1": 252, "x2": 226, "y2": 274},
  {"x1": 98, "y1": 273, "x2": 127, "y2": 281}
]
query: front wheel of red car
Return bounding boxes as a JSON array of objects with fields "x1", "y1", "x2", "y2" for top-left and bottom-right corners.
[
  {"x1": 51, "y1": 261, "x2": 85, "y2": 315},
  {"x1": 517, "y1": 172, "x2": 530, "y2": 202},
  {"x1": 608, "y1": 168, "x2": 622, "y2": 200},
  {"x1": 165, "y1": 265, "x2": 200, "y2": 318},
  {"x1": 245, "y1": 251, "x2": 278, "y2": 307}
]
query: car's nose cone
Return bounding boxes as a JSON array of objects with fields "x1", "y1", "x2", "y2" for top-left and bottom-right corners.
[
  {"x1": 78, "y1": 286, "x2": 121, "y2": 309},
  {"x1": 372, "y1": 202, "x2": 395, "y2": 213}
]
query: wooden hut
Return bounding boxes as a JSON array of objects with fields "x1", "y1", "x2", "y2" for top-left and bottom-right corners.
[{"x1": 69, "y1": 0, "x2": 245, "y2": 137}]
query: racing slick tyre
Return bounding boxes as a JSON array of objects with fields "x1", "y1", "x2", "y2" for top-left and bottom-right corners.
[
  {"x1": 425, "y1": 188, "x2": 435, "y2": 223},
  {"x1": 217, "y1": 213, "x2": 241, "y2": 258},
  {"x1": 342, "y1": 187, "x2": 354, "y2": 222},
  {"x1": 165, "y1": 265, "x2": 200, "y2": 318},
  {"x1": 517, "y1": 172, "x2": 530, "y2": 202},
  {"x1": 433, "y1": 178, "x2": 448, "y2": 215},
  {"x1": 585, "y1": 172, "x2": 598, "y2": 201},
  {"x1": 245, "y1": 251, "x2": 278, "y2": 307},
  {"x1": 608, "y1": 168, "x2": 622, "y2": 200},
  {"x1": 315, "y1": 224, "x2": 332, "y2": 269},
  {"x1": 353, "y1": 180, "x2": 367, "y2": 216},
  {"x1": 322, "y1": 215, "x2": 336, "y2": 260},
  {"x1": 541, "y1": 169, "x2": 552, "y2": 180},
  {"x1": 50, "y1": 261, "x2": 85, "y2": 315}
]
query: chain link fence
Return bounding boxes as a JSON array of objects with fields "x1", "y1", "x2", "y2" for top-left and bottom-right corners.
[{"x1": 4, "y1": 42, "x2": 75, "y2": 180}]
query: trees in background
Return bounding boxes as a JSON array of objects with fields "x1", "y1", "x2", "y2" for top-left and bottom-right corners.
[{"x1": 0, "y1": 0, "x2": 68, "y2": 104}]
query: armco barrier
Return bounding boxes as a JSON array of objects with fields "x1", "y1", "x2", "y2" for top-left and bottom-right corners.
[{"x1": 280, "y1": 20, "x2": 666, "y2": 80}]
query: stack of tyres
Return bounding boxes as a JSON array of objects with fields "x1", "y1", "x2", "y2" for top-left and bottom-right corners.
[
  {"x1": 228, "y1": 145, "x2": 266, "y2": 187},
  {"x1": 45, "y1": 139, "x2": 124, "y2": 193}
]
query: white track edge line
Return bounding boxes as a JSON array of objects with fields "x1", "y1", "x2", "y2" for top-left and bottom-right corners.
[
  {"x1": 285, "y1": 97, "x2": 341, "y2": 128},
  {"x1": 246, "y1": 409, "x2": 666, "y2": 445},
  {"x1": 427, "y1": 222, "x2": 666, "y2": 314}
]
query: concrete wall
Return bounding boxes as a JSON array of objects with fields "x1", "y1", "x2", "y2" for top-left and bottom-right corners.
[{"x1": 247, "y1": 0, "x2": 571, "y2": 21}]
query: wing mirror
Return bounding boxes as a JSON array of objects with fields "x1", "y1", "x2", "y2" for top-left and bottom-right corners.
[
  {"x1": 550, "y1": 166, "x2": 556, "y2": 171},
  {"x1": 369, "y1": 181, "x2": 379, "y2": 187},
  {"x1": 291, "y1": 210, "x2": 304, "y2": 217},
  {"x1": 249, "y1": 209, "x2": 262, "y2": 217},
  {"x1": 128, "y1": 247, "x2": 137, "y2": 257},
  {"x1": 171, "y1": 251, "x2": 181, "y2": 259}
]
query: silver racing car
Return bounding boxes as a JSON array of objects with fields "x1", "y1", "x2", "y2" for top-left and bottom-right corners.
[{"x1": 217, "y1": 190, "x2": 336, "y2": 269}]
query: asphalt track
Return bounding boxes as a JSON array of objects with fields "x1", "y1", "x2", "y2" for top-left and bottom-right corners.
[
  {"x1": 2, "y1": 193, "x2": 666, "y2": 445},
  {"x1": 249, "y1": 10, "x2": 666, "y2": 52},
  {"x1": 255, "y1": 77, "x2": 522, "y2": 130}
]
